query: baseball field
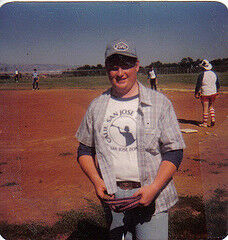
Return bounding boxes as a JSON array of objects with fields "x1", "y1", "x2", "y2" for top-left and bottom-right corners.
[{"x1": 0, "y1": 73, "x2": 227, "y2": 239}]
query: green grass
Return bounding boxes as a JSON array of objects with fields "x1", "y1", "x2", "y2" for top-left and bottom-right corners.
[
  {"x1": 0, "y1": 72, "x2": 227, "y2": 90},
  {"x1": 0, "y1": 189, "x2": 226, "y2": 239},
  {"x1": 0, "y1": 75, "x2": 111, "y2": 90},
  {"x1": 139, "y1": 72, "x2": 228, "y2": 89},
  {"x1": 0, "y1": 199, "x2": 108, "y2": 240}
]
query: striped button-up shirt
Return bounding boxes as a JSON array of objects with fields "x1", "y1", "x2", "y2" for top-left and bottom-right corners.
[{"x1": 76, "y1": 82, "x2": 185, "y2": 214}]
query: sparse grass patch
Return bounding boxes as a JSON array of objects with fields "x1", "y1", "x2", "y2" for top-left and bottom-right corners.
[
  {"x1": 217, "y1": 162, "x2": 228, "y2": 168},
  {"x1": 0, "y1": 221, "x2": 57, "y2": 240},
  {"x1": 0, "y1": 162, "x2": 7, "y2": 166},
  {"x1": 59, "y1": 152, "x2": 73, "y2": 157},
  {"x1": 204, "y1": 188, "x2": 227, "y2": 239},
  {"x1": 1, "y1": 182, "x2": 18, "y2": 187},
  {"x1": 170, "y1": 189, "x2": 227, "y2": 239},
  {"x1": 208, "y1": 162, "x2": 216, "y2": 166},
  {"x1": 169, "y1": 195, "x2": 207, "y2": 239},
  {"x1": 210, "y1": 171, "x2": 220, "y2": 174},
  {"x1": 192, "y1": 158, "x2": 207, "y2": 162},
  {"x1": 0, "y1": 198, "x2": 108, "y2": 240},
  {"x1": 0, "y1": 190, "x2": 226, "y2": 239}
]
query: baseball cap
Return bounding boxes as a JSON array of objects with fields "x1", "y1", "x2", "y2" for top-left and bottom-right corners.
[
  {"x1": 105, "y1": 39, "x2": 138, "y2": 60},
  {"x1": 199, "y1": 59, "x2": 212, "y2": 70}
]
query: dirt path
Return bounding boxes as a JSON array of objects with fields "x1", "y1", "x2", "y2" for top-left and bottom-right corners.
[{"x1": 0, "y1": 89, "x2": 227, "y2": 225}]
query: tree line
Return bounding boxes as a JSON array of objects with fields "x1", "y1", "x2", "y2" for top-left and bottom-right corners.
[{"x1": 62, "y1": 57, "x2": 227, "y2": 77}]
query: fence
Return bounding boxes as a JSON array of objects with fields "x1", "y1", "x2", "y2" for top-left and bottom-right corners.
[
  {"x1": 62, "y1": 65, "x2": 215, "y2": 77},
  {"x1": 1, "y1": 64, "x2": 227, "y2": 80}
]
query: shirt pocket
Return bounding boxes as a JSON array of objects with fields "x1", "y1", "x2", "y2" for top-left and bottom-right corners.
[{"x1": 143, "y1": 128, "x2": 160, "y2": 155}]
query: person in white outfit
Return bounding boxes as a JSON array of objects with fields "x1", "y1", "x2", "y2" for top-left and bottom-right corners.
[
  {"x1": 148, "y1": 67, "x2": 157, "y2": 90},
  {"x1": 195, "y1": 59, "x2": 220, "y2": 127}
]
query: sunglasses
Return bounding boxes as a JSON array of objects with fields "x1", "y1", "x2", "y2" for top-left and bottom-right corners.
[{"x1": 106, "y1": 54, "x2": 137, "y2": 71}]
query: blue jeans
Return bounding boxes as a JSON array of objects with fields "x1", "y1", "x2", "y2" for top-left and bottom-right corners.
[{"x1": 103, "y1": 187, "x2": 168, "y2": 240}]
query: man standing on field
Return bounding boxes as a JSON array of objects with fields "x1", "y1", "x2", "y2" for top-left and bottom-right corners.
[{"x1": 76, "y1": 39, "x2": 185, "y2": 240}]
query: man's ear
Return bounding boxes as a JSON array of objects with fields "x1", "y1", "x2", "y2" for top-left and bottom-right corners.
[{"x1": 135, "y1": 60, "x2": 140, "y2": 72}]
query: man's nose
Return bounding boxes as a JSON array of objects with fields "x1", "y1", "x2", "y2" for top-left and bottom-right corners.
[{"x1": 116, "y1": 67, "x2": 124, "y2": 76}]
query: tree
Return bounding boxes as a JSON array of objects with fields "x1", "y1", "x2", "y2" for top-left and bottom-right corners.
[
  {"x1": 179, "y1": 57, "x2": 193, "y2": 66},
  {"x1": 96, "y1": 64, "x2": 103, "y2": 69},
  {"x1": 77, "y1": 65, "x2": 91, "y2": 70},
  {"x1": 148, "y1": 61, "x2": 163, "y2": 68},
  {"x1": 179, "y1": 57, "x2": 194, "y2": 73}
]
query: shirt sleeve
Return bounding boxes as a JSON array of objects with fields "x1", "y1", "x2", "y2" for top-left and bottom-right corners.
[
  {"x1": 162, "y1": 149, "x2": 183, "y2": 170},
  {"x1": 195, "y1": 73, "x2": 203, "y2": 95},
  {"x1": 77, "y1": 142, "x2": 96, "y2": 161},
  {"x1": 216, "y1": 76, "x2": 220, "y2": 92},
  {"x1": 75, "y1": 104, "x2": 95, "y2": 148},
  {"x1": 158, "y1": 99, "x2": 186, "y2": 153}
]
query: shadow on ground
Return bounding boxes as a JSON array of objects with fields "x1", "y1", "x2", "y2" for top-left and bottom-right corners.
[
  {"x1": 66, "y1": 220, "x2": 108, "y2": 240},
  {"x1": 178, "y1": 118, "x2": 201, "y2": 126}
]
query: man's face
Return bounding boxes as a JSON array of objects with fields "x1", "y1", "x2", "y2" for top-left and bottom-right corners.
[{"x1": 105, "y1": 54, "x2": 139, "y2": 97}]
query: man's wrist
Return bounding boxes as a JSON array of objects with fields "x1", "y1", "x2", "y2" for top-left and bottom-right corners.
[
  {"x1": 92, "y1": 175, "x2": 103, "y2": 187},
  {"x1": 148, "y1": 183, "x2": 161, "y2": 194}
]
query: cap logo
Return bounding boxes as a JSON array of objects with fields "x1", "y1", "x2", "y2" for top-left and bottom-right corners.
[{"x1": 114, "y1": 42, "x2": 129, "y2": 52}]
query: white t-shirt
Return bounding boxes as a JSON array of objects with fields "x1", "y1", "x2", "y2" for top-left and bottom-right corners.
[
  {"x1": 101, "y1": 95, "x2": 140, "y2": 182},
  {"x1": 149, "y1": 70, "x2": 156, "y2": 79},
  {"x1": 33, "y1": 72, "x2": 38, "y2": 78},
  {"x1": 201, "y1": 70, "x2": 218, "y2": 96}
]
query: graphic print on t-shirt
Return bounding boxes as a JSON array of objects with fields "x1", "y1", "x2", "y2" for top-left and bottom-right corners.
[
  {"x1": 110, "y1": 115, "x2": 136, "y2": 147},
  {"x1": 102, "y1": 97, "x2": 138, "y2": 153}
]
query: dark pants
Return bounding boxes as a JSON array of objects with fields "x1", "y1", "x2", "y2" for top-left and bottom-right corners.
[
  {"x1": 32, "y1": 78, "x2": 39, "y2": 90},
  {"x1": 15, "y1": 75, "x2": 19, "y2": 82},
  {"x1": 103, "y1": 187, "x2": 168, "y2": 240},
  {"x1": 150, "y1": 78, "x2": 157, "y2": 90}
]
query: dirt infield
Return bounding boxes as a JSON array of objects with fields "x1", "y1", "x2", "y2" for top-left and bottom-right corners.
[{"x1": 0, "y1": 88, "x2": 227, "y2": 227}]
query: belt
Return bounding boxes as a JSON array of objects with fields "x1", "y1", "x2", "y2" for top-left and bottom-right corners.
[
  {"x1": 117, "y1": 181, "x2": 141, "y2": 190},
  {"x1": 103, "y1": 195, "x2": 141, "y2": 213}
]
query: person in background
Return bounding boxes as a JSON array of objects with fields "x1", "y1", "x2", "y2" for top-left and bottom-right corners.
[
  {"x1": 76, "y1": 39, "x2": 185, "y2": 240},
  {"x1": 148, "y1": 66, "x2": 157, "y2": 90},
  {"x1": 14, "y1": 69, "x2": 19, "y2": 82},
  {"x1": 195, "y1": 59, "x2": 220, "y2": 127},
  {"x1": 32, "y1": 68, "x2": 39, "y2": 90}
]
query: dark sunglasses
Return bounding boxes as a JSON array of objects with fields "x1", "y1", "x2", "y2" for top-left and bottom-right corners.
[{"x1": 106, "y1": 54, "x2": 137, "y2": 71}]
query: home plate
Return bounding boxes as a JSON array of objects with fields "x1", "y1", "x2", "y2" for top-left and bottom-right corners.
[{"x1": 181, "y1": 129, "x2": 198, "y2": 133}]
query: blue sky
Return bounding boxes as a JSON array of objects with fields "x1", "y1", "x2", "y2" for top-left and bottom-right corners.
[{"x1": 0, "y1": 1, "x2": 227, "y2": 67}]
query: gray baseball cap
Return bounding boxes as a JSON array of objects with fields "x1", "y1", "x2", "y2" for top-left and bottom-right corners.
[{"x1": 105, "y1": 39, "x2": 138, "y2": 60}]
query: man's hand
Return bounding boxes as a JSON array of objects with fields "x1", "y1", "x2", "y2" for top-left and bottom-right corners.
[
  {"x1": 78, "y1": 154, "x2": 114, "y2": 200},
  {"x1": 94, "y1": 178, "x2": 114, "y2": 200},
  {"x1": 133, "y1": 161, "x2": 177, "y2": 207},
  {"x1": 132, "y1": 184, "x2": 159, "y2": 206}
]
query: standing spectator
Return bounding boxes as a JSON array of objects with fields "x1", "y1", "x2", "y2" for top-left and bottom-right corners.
[
  {"x1": 195, "y1": 59, "x2": 220, "y2": 127},
  {"x1": 32, "y1": 69, "x2": 39, "y2": 90},
  {"x1": 76, "y1": 39, "x2": 185, "y2": 240},
  {"x1": 148, "y1": 66, "x2": 157, "y2": 90},
  {"x1": 14, "y1": 69, "x2": 19, "y2": 82}
]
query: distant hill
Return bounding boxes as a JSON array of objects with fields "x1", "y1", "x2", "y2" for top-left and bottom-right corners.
[{"x1": 0, "y1": 63, "x2": 75, "y2": 73}]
